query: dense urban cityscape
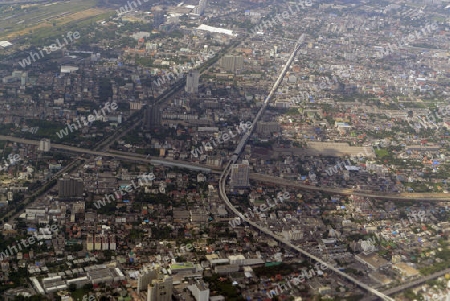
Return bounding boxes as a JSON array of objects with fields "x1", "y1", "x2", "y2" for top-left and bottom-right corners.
[{"x1": 0, "y1": 0, "x2": 449, "y2": 300}]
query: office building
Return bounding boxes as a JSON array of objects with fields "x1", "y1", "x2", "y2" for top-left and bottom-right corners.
[
  {"x1": 219, "y1": 55, "x2": 244, "y2": 73},
  {"x1": 145, "y1": 104, "x2": 161, "y2": 129},
  {"x1": 153, "y1": 9, "x2": 165, "y2": 27},
  {"x1": 58, "y1": 177, "x2": 84, "y2": 197},
  {"x1": 147, "y1": 276, "x2": 173, "y2": 301},
  {"x1": 185, "y1": 70, "x2": 200, "y2": 94},
  {"x1": 230, "y1": 160, "x2": 250, "y2": 190},
  {"x1": 194, "y1": 0, "x2": 207, "y2": 16}
]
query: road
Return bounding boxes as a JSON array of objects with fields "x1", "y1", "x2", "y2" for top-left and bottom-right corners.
[
  {"x1": 0, "y1": 135, "x2": 449, "y2": 202},
  {"x1": 249, "y1": 174, "x2": 450, "y2": 201},
  {"x1": 383, "y1": 268, "x2": 450, "y2": 296},
  {"x1": 217, "y1": 35, "x2": 395, "y2": 301},
  {"x1": 1, "y1": 158, "x2": 81, "y2": 221}
]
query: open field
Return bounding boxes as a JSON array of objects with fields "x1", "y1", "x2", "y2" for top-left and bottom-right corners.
[{"x1": 0, "y1": 0, "x2": 109, "y2": 40}]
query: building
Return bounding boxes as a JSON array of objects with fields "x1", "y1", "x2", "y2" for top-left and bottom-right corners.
[
  {"x1": 153, "y1": 9, "x2": 165, "y2": 27},
  {"x1": 188, "y1": 280, "x2": 210, "y2": 301},
  {"x1": 3, "y1": 71, "x2": 27, "y2": 84},
  {"x1": 94, "y1": 234, "x2": 102, "y2": 250},
  {"x1": 219, "y1": 55, "x2": 243, "y2": 73},
  {"x1": 230, "y1": 161, "x2": 250, "y2": 190},
  {"x1": 39, "y1": 139, "x2": 51, "y2": 152},
  {"x1": 147, "y1": 276, "x2": 173, "y2": 301},
  {"x1": 137, "y1": 265, "x2": 159, "y2": 292},
  {"x1": 109, "y1": 235, "x2": 117, "y2": 250},
  {"x1": 86, "y1": 233, "x2": 115, "y2": 251},
  {"x1": 86, "y1": 233, "x2": 94, "y2": 251},
  {"x1": 102, "y1": 235, "x2": 109, "y2": 250},
  {"x1": 185, "y1": 70, "x2": 200, "y2": 94},
  {"x1": 256, "y1": 122, "x2": 280, "y2": 135},
  {"x1": 58, "y1": 177, "x2": 84, "y2": 198},
  {"x1": 72, "y1": 202, "x2": 85, "y2": 214},
  {"x1": 145, "y1": 104, "x2": 162, "y2": 129},
  {"x1": 193, "y1": 0, "x2": 207, "y2": 16},
  {"x1": 214, "y1": 264, "x2": 239, "y2": 274},
  {"x1": 0, "y1": 41, "x2": 12, "y2": 49}
]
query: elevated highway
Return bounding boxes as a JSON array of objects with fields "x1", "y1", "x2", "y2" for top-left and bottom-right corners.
[
  {"x1": 0, "y1": 135, "x2": 448, "y2": 201},
  {"x1": 217, "y1": 34, "x2": 395, "y2": 301}
]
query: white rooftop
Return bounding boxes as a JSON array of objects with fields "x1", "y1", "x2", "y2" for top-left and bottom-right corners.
[
  {"x1": 197, "y1": 24, "x2": 237, "y2": 37},
  {"x1": 0, "y1": 41, "x2": 12, "y2": 47}
]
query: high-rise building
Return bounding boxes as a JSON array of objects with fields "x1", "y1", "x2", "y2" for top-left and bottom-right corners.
[
  {"x1": 109, "y1": 235, "x2": 116, "y2": 250},
  {"x1": 94, "y1": 234, "x2": 102, "y2": 250},
  {"x1": 39, "y1": 138, "x2": 51, "y2": 152},
  {"x1": 153, "y1": 9, "x2": 165, "y2": 27},
  {"x1": 147, "y1": 276, "x2": 173, "y2": 301},
  {"x1": 86, "y1": 233, "x2": 115, "y2": 251},
  {"x1": 194, "y1": 0, "x2": 207, "y2": 16},
  {"x1": 145, "y1": 104, "x2": 161, "y2": 129},
  {"x1": 185, "y1": 70, "x2": 200, "y2": 94},
  {"x1": 230, "y1": 160, "x2": 250, "y2": 190},
  {"x1": 86, "y1": 233, "x2": 94, "y2": 251},
  {"x1": 219, "y1": 55, "x2": 244, "y2": 73},
  {"x1": 137, "y1": 265, "x2": 159, "y2": 292},
  {"x1": 58, "y1": 177, "x2": 84, "y2": 197},
  {"x1": 102, "y1": 235, "x2": 109, "y2": 250},
  {"x1": 188, "y1": 280, "x2": 210, "y2": 301}
]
